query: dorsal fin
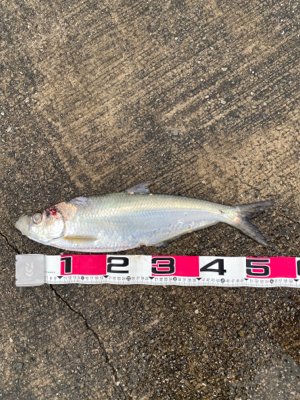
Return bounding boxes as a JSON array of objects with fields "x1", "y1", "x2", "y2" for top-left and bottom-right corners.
[{"x1": 125, "y1": 181, "x2": 152, "y2": 194}]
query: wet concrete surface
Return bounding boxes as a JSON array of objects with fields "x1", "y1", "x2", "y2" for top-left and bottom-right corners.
[{"x1": 1, "y1": 0, "x2": 300, "y2": 398}]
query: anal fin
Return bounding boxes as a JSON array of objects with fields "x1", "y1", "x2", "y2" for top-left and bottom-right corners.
[{"x1": 154, "y1": 241, "x2": 169, "y2": 248}]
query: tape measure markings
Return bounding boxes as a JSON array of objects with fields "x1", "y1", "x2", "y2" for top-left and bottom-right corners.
[{"x1": 15, "y1": 255, "x2": 300, "y2": 287}]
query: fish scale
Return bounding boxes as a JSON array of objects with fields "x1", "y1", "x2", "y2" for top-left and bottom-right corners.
[{"x1": 15, "y1": 182, "x2": 273, "y2": 252}]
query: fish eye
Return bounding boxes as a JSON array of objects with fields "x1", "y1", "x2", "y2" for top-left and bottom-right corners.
[{"x1": 32, "y1": 213, "x2": 42, "y2": 224}]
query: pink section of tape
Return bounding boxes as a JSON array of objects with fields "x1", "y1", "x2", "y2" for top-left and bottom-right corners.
[
  {"x1": 246, "y1": 257, "x2": 296, "y2": 279},
  {"x1": 151, "y1": 255, "x2": 199, "y2": 277},
  {"x1": 60, "y1": 255, "x2": 107, "y2": 275}
]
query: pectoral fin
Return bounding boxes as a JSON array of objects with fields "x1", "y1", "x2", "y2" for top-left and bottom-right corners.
[{"x1": 63, "y1": 236, "x2": 98, "y2": 244}]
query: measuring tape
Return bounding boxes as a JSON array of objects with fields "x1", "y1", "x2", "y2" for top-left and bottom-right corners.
[{"x1": 15, "y1": 254, "x2": 300, "y2": 288}]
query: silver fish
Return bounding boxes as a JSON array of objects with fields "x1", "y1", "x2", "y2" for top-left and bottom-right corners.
[{"x1": 15, "y1": 182, "x2": 273, "y2": 252}]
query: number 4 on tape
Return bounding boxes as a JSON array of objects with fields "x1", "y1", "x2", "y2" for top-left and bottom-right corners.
[{"x1": 15, "y1": 255, "x2": 300, "y2": 288}]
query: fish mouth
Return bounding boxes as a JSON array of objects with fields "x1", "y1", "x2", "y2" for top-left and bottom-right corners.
[
  {"x1": 15, "y1": 214, "x2": 43, "y2": 241},
  {"x1": 15, "y1": 214, "x2": 39, "y2": 241}
]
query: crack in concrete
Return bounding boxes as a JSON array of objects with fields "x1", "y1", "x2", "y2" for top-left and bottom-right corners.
[
  {"x1": 235, "y1": 175, "x2": 263, "y2": 193},
  {"x1": 0, "y1": 230, "x2": 21, "y2": 254},
  {"x1": 50, "y1": 285, "x2": 128, "y2": 399}
]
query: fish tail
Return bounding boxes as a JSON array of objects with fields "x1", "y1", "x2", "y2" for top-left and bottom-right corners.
[{"x1": 228, "y1": 200, "x2": 274, "y2": 246}]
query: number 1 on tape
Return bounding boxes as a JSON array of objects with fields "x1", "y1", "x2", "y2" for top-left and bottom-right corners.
[{"x1": 15, "y1": 255, "x2": 300, "y2": 287}]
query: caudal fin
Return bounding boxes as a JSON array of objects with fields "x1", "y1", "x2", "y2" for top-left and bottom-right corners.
[{"x1": 230, "y1": 201, "x2": 273, "y2": 246}]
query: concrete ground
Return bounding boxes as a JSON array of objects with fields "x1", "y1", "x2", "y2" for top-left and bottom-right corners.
[{"x1": 1, "y1": 0, "x2": 300, "y2": 398}]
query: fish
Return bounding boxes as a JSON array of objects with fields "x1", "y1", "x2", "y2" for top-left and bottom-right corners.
[{"x1": 15, "y1": 182, "x2": 273, "y2": 252}]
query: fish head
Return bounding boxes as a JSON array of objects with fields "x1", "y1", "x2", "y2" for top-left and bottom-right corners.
[{"x1": 15, "y1": 205, "x2": 65, "y2": 244}]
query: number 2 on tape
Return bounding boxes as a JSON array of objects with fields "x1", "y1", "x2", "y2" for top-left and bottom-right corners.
[{"x1": 107, "y1": 257, "x2": 129, "y2": 273}]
